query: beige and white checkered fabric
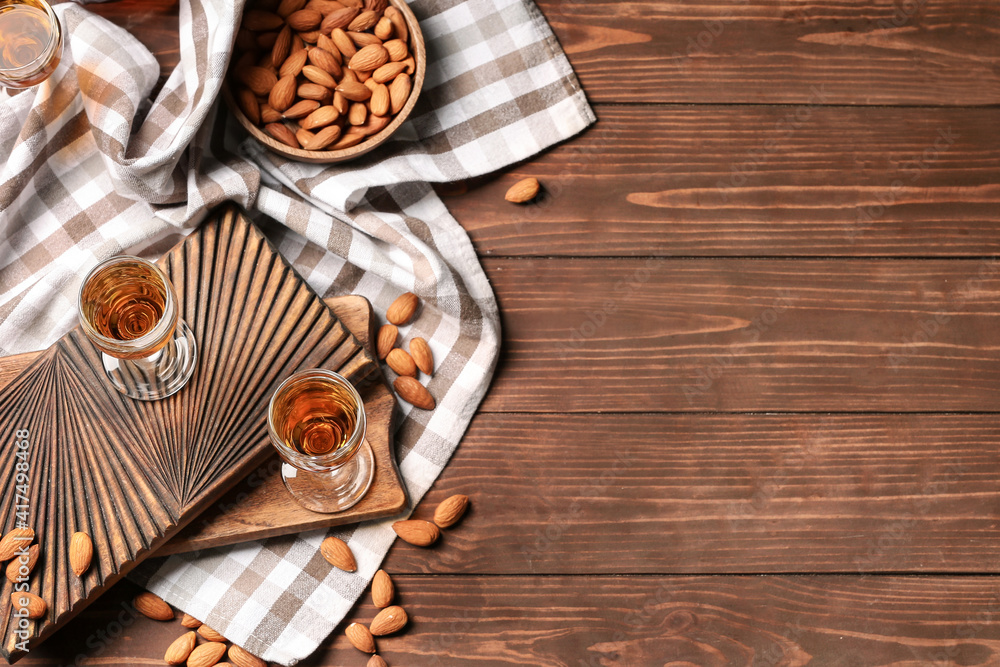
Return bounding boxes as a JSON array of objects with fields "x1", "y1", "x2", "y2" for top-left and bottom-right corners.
[{"x1": 0, "y1": 0, "x2": 593, "y2": 663}]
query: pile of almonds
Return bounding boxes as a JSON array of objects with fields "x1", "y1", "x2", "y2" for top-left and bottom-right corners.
[
  {"x1": 230, "y1": 0, "x2": 417, "y2": 152},
  {"x1": 321, "y1": 494, "x2": 469, "y2": 665},
  {"x1": 3, "y1": 527, "x2": 93, "y2": 622},
  {"x1": 379, "y1": 292, "x2": 434, "y2": 410}
]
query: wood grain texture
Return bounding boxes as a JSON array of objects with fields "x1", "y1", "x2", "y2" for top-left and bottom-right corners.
[
  {"x1": 539, "y1": 0, "x2": 1000, "y2": 105},
  {"x1": 445, "y1": 106, "x2": 1000, "y2": 257},
  {"x1": 0, "y1": 207, "x2": 378, "y2": 660},
  {"x1": 481, "y1": 257, "x2": 1000, "y2": 412},
  {"x1": 381, "y1": 413, "x2": 1000, "y2": 574},
  {"x1": 0, "y1": 298, "x2": 407, "y2": 557},
  {"x1": 22, "y1": 576, "x2": 1000, "y2": 666}
]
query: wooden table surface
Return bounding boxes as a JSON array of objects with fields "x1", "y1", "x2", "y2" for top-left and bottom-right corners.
[{"x1": 24, "y1": 1, "x2": 1000, "y2": 665}]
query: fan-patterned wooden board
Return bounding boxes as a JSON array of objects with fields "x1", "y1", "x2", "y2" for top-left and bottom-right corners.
[{"x1": 0, "y1": 205, "x2": 379, "y2": 661}]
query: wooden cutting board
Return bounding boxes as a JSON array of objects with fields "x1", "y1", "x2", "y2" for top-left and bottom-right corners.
[
  {"x1": 0, "y1": 297, "x2": 406, "y2": 558},
  {"x1": 0, "y1": 205, "x2": 404, "y2": 661}
]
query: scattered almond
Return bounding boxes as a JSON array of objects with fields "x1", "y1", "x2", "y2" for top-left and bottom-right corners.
[
  {"x1": 372, "y1": 569, "x2": 394, "y2": 608},
  {"x1": 367, "y1": 656, "x2": 388, "y2": 667},
  {"x1": 392, "y1": 519, "x2": 440, "y2": 546},
  {"x1": 346, "y1": 622, "x2": 377, "y2": 653},
  {"x1": 377, "y1": 324, "x2": 398, "y2": 359},
  {"x1": 505, "y1": 177, "x2": 541, "y2": 203},
  {"x1": 5, "y1": 543, "x2": 39, "y2": 583},
  {"x1": 0, "y1": 528, "x2": 33, "y2": 561},
  {"x1": 134, "y1": 592, "x2": 174, "y2": 621},
  {"x1": 433, "y1": 494, "x2": 469, "y2": 529},
  {"x1": 386, "y1": 292, "x2": 418, "y2": 325},
  {"x1": 321, "y1": 536, "x2": 357, "y2": 572},
  {"x1": 370, "y1": 605, "x2": 408, "y2": 636},
  {"x1": 164, "y1": 631, "x2": 197, "y2": 665},
  {"x1": 69, "y1": 531, "x2": 93, "y2": 576},
  {"x1": 386, "y1": 348, "x2": 417, "y2": 377},
  {"x1": 10, "y1": 591, "x2": 46, "y2": 619},
  {"x1": 409, "y1": 337, "x2": 433, "y2": 375},
  {"x1": 393, "y1": 376, "x2": 434, "y2": 410},
  {"x1": 228, "y1": 644, "x2": 268, "y2": 667},
  {"x1": 198, "y1": 624, "x2": 227, "y2": 642},
  {"x1": 187, "y1": 641, "x2": 227, "y2": 667},
  {"x1": 181, "y1": 613, "x2": 203, "y2": 629}
]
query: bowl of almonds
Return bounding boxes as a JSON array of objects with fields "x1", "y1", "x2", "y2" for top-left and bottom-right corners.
[{"x1": 224, "y1": 0, "x2": 425, "y2": 163}]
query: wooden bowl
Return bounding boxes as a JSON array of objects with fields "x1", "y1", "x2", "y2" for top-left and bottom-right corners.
[{"x1": 223, "y1": 0, "x2": 426, "y2": 164}]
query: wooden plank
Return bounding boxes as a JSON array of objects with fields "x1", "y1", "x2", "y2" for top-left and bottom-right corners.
[
  {"x1": 445, "y1": 106, "x2": 1000, "y2": 257},
  {"x1": 23, "y1": 575, "x2": 1000, "y2": 665},
  {"x1": 382, "y1": 413, "x2": 1000, "y2": 574},
  {"x1": 480, "y1": 257, "x2": 1000, "y2": 412},
  {"x1": 540, "y1": 0, "x2": 1000, "y2": 105}
]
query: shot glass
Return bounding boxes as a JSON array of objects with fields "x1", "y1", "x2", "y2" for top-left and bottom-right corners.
[
  {"x1": 268, "y1": 369, "x2": 375, "y2": 513},
  {"x1": 78, "y1": 255, "x2": 198, "y2": 400},
  {"x1": 0, "y1": 0, "x2": 62, "y2": 89}
]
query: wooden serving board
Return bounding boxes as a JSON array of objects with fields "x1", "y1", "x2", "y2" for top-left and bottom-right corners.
[
  {"x1": 0, "y1": 205, "x2": 394, "y2": 661},
  {"x1": 0, "y1": 297, "x2": 407, "y2": 558}
]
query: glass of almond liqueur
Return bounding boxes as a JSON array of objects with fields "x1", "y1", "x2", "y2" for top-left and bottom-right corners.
[
  {"x1": 78, "y1": 256, "x2": 197, "y2": 400},
  {"x1": 267, "y1": 369, "x2": 375, "y2": 513},
  {"x1": 0, "y1": 0, "x2": 62, "y2": 89}
]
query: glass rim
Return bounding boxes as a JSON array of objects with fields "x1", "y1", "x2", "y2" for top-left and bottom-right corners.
[
  {"x1": 77, "y1": 254, "x2": 177, "y2": 353},
  {"x1": 267, "y1": 368, "x2": 367, "y2": 469},
  {"x1": 0, "y1": 1, "x2": 62, "y2": 78}
]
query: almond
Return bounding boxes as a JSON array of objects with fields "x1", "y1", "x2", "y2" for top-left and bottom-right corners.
[
  {"x1": 333, "y1": 90, "x2": 350, "y2": 115},
  {"x1": 10, "y1": 592, "x2": 45, "y2": 619},
  {"x1": 331, "y1": 28, "x2": 357, "y2": 58},
  {"x1": 243, "y1": 9, "x2": 284, "y2": 31},
  {"x1": 0, "y1": 528, "x2": 33, "y2": 561},
  {"x1": 405, "y1": 338, "x2": 432, "y2": 376},
  {"x1": 369, "y1": 83, "x2": 390, "y2": 117},
  {"x1": 359, "y1": 113, "x2": 391, "y2": 136},
  {"x1": 386, "y1": 292, "x2": 418, "y2": 324},
  {"x1": 198, "y1": 624, "x2": 227, "y2": 642},
  {"x1": 237, "y1": 88, "x2": 261, "y2": 125},
  {"x1": 277, "y1": 0, "x2": 307, "y2": 18},
  {"x1": 403, "y1": 55, "x2": 415, "y2": 74},
  {"x1": 317, "y1": 33, "x2": 341, "y2": 59},
  {"x1": 374, "y1": 16, "x2": 393, "y2": 41},
  {"x1": 279, "y1": 48, "x2": 308, "y2": 78},
  {"x1": 265, "y1": 122, "x2": 301, "y2": 148},
  {"x1": 271, "y1": 25, "x2": 292, "y2": 68},
  {"x1": 302, "y1": 125, "x2": 342, "y2": 150},
  {"x1": 302, "y1": 64, "x2": 337, "y2": 88},
  {"x1": 300, "y1": 105, "x2": 339, "y2": 129},
  {"x1": 228, "y1": 644, "x2": 267, "y2": 667},
  {"x1": 69, "y1": 531, "x2": 92, "y2": 576},
  {"x1": 296, "y1": 127, "x2": 317, "y2": 148},
  {"x1": 320, "y1": 6, "x2": 360, "y2": 33},
  {"x1": 347, "y1": 9, "x2": 378, "y2": 31},
  {"x1": 261, "y1": 104, "x2": 283, "y2": 123},
  {"x1": 348, "y1": 101, "x2": 368, "y2": 126},
  {"x1": 388, "y1": 72, "x2": 410, "y2": 114},
  {"x1": 298, "y1": 82, "x2": 333, "y2": 101},
  {"x1": 5, "y1": 543, "x2": 39, "y2": 583},
  {"x1": 364, "y1": 0, "x2": 387, "y2": 12},
  {"x1": 371, "y1": 569, "x2": 394, "y2": 608},
  {"x1": 298, "y1": 29, "x2": 321, "y2": 43},
  {"x1": 308, "y1": 47, "x2": 343, "y2": 77},
  {"x1": 349, "y1": 44, "x2": 389, "y2": 72},
  {"x1": 373, "y1": 61, "x2": 407, "y2": 84},
  {"x1": 383, "y1": 39, "x2": 407, "y2": 62},
  {"x1": 377, "y1": 324, "x2": 397, "y2": 359},
  {"x1": 286, "y1": 8, "x2": 322, "y2": 30},
  {"x1": 181, "y1": 613, "x2": 203, "y2": 629},
  {"x1": 237, "y1": 66, "x2": 277, "y2": 97},
  {"x1": 134, "y1": 592, "x2": 174, "y2": 621},
  {"x1": 164, "y1": 631, "x2": 197, "y2": 665},
  {"x1": 505, "y1": 177, "x2": 540, "y2": 203},
  {"x1": 308, "y1": 0, "x2": 347, "y2": 12},
  {"x1": 336, "y1": 80, "x2": 371, "y2": 102},
  {"x1": 384, "y1": 6, "x2": 408, "y2": 43},
  {"x1": 349, "y1": 31, "x2": 383, "y2": 48},
  {"x1": 330, "y1": 131, "x2": 365, "y2": 150},
  {"x1": 346, "y1": 622, "x2": 376, "y2": 653},
  {"x1": 187, "y1": 642, "x2": 226, "y2": 667},
  {"x1": 367, "y1": 656, "x2": 388, "y2": 667},
  {"x1": 356, "y1": 67, "x2": 372, "y2": 83},
  {"x1": 283, "y1": 99, "x2": 321, "y2": 119},
  {"x1": 269, "y1": 74, "x2": 297, "y2": 112},
  {"x1": 292, "y1": 33, "x2": 306, "y2": 52},
  {"x1": 386, "y1": 348, "x2": 417, "y2": 377},
  {"x1": 433, "y1": 494, "x2": 469, "y2": 528},
  {"x1": 370, "y1": 605, "x2": 408, "y2": 636},
  {"x1": 320, "y1": 536, "x2": 357, "y2": 572},
  {"x1": 392, "y1": 519, "x2": 440, "y2": 546}
]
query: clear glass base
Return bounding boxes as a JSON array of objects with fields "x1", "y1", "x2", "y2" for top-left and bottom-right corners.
[
  {"x1": 281, "y1": 440, "x2": 375, "y2": 513},
  {"x1": 102, "y1": 319, "x2": 198, "y2": 400}
]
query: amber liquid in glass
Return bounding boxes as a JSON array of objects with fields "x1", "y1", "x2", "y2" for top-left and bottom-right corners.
[
  {"x1": 0, "y1": 3, "x2": 60, "y2": 87},
  {"x1": 273, "y1": 378, "x2": 359, "y2": 456},
  {"x1": 80, "y1": 260, "x2": 175, "y2": 358}
]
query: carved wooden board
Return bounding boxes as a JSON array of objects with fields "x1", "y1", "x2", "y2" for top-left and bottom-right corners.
[
  {"x1": 0, "y1": 298, "x2": 407, "y2": 558},
  {"x1": 0, "y1": 206, "x2": 383, "y2": 661}
]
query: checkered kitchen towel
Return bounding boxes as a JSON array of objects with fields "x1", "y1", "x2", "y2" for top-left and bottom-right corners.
[{"x1": 0, "y1": 0, "x2": 593, "y2": 663}]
